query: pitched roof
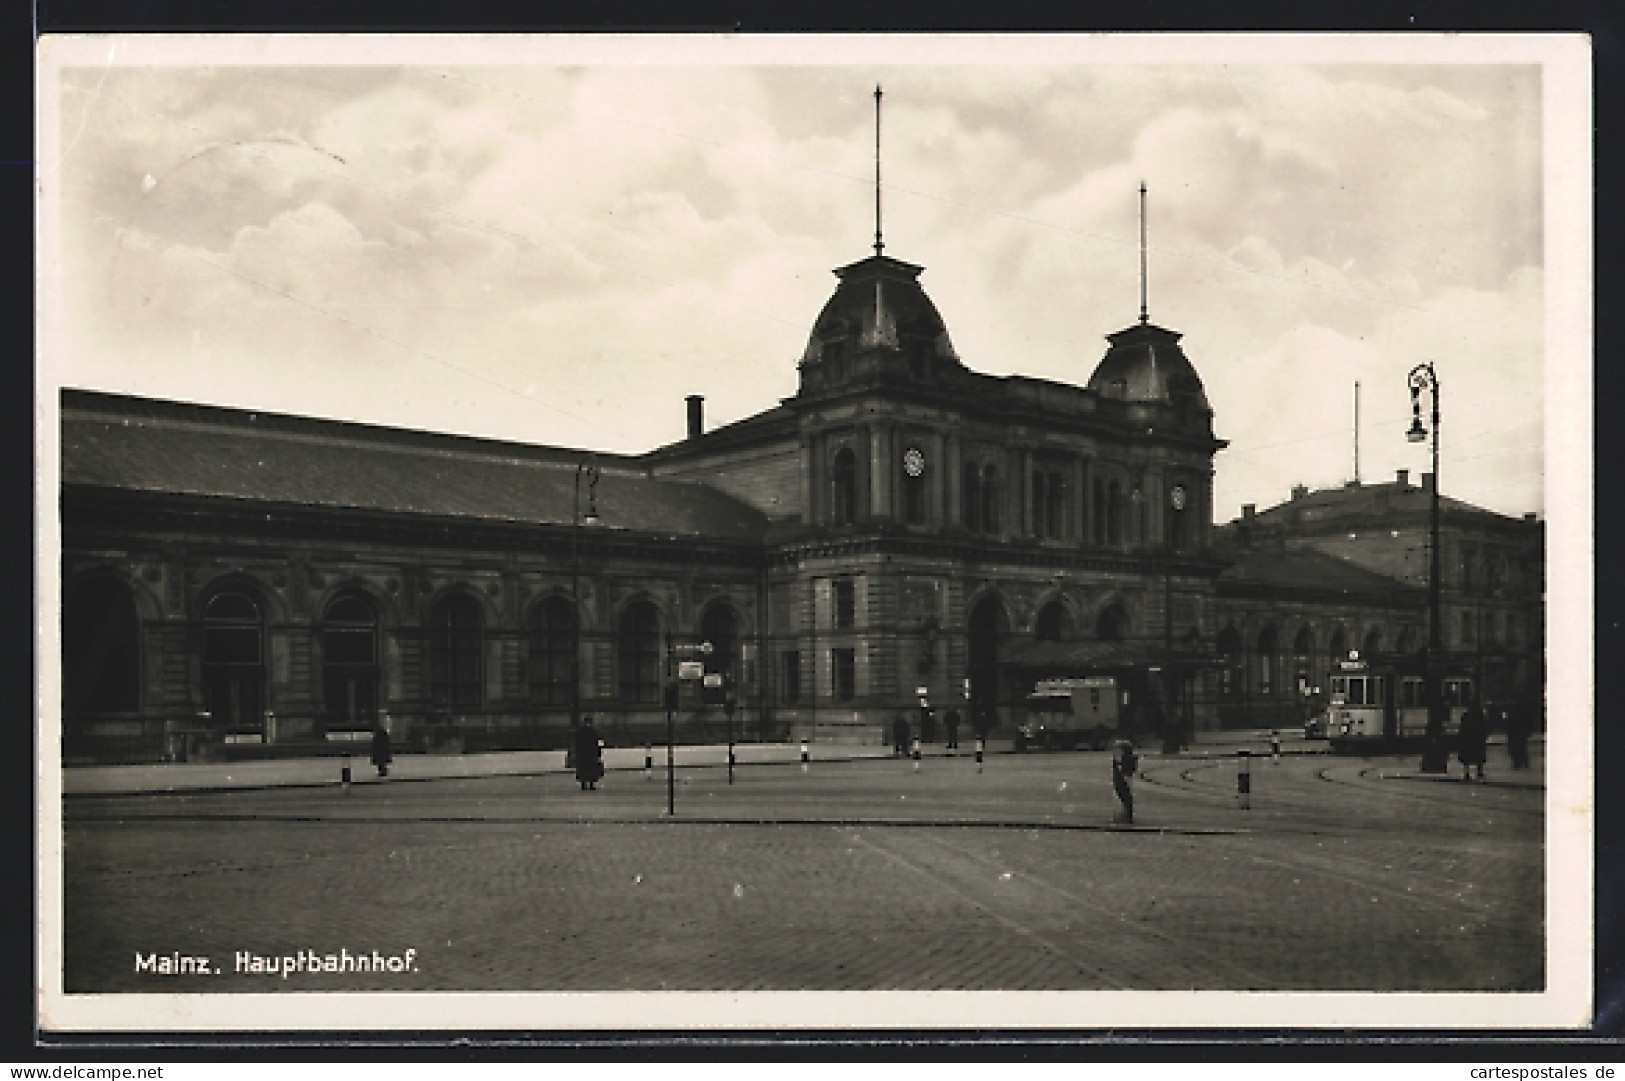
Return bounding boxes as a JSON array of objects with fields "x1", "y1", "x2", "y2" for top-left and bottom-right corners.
[
  {"x1": 61, "y1": 390, "x2": 769, "y2": 542},
  {"x1": 1246, "y1": 479, "x2": 1498, "y2": 525},
  {"x1": 1217, "y1": 545, "x2": 1418, "y2": 597}
]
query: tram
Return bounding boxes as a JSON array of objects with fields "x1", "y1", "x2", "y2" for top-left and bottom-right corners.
[{"x1": 1325, "y1": 651, "x2": 1473, "y2": 751}]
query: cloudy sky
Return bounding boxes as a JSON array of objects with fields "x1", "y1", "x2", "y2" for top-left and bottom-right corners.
[{"x1": 40, "y1": 35, "x2": 1578, "y2": 521}]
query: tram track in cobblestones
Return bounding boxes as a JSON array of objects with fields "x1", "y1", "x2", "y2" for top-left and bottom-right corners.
[
  {"x1": 61, "y1": 748, "x2": 1548, "y2": 993},
  {"x1": 900, "y1": 829, "x2": 1274, "y2": 987}
]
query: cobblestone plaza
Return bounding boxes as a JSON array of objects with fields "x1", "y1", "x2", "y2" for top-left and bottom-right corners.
[{"x1": 61, "y1": 742, "x2": 1544, "y2": 995}]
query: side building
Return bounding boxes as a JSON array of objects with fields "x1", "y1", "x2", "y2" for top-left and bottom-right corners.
[{"x1": 1209, "y1": 472, "x2": 1546, "y2": 730}]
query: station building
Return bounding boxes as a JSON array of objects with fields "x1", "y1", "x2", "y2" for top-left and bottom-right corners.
[{"x1": 58, "y1": 242, "x2": 1545, "y2": 764}]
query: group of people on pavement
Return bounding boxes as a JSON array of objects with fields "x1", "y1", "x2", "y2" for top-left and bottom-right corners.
[
  {"x1": 1455, "y1": 696, "x2": 1540, "y2": 782},
  {"x1": 891, "y1": 707, "x2": 972, "y2": 755}
]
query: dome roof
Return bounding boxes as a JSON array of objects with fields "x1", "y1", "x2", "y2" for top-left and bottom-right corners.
[
  {"x1": 800, "y1": 255, "x2": 958, "y2": 363},
  {"x1": 1086, "y1": 321, "x2": 1211, "y2": 413}
]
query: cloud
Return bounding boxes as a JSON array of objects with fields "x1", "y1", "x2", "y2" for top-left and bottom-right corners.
[{"x1": 50, "y1": 58, "x2": 1548, "y2": 520}]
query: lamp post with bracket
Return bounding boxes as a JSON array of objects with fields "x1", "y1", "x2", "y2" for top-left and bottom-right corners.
[{"x1": 1407, "y1": 362, "x2": 1448, "y2": 774}]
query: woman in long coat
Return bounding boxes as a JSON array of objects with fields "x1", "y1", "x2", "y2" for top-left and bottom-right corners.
[
  {"x1": 1457, "y1": 698, "x2": 1488, "y2": 782},
  {"x1": 370, "y1": 722, "x2": 392, "y2": 778},
  {"x1": 575, "y1": 718, "x2": 605, "y2": 790}
]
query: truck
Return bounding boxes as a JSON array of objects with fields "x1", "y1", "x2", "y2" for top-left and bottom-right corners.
[{"x1": 1016, "y1": 676, "x2": 1122, "y2": 751}]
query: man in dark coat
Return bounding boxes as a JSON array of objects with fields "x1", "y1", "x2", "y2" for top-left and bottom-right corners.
[
  {"x1": 370, "y1": 722, "x2": 392, "y2": 778},
  {"x1": 892, "y1": 712, "x2": 910, "y2": 757},
  {"x1": 1457, "y1": 697, "x2": 1488, "y2": 782},
  {"x1": 1111, "y1": 740, "x2": 1138, "y2": 824},
  {"x1": 575, "y1": 718, "x2": 605, "y2": 790},
  {"x1": 944, "y1": 708, "x2": 961, "y2": 751}
]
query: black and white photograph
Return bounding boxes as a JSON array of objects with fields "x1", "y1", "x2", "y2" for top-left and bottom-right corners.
[{"x1": 36, "y1": 33, "x2": 1592, "y2": 1033}]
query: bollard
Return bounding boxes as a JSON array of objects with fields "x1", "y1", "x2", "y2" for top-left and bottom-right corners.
[
  {"x1": 975, "y1": 736, "x2": 985, "y2": 774},
  {"x1": 1270, "y1": 730, "x2": 1281, "y2": 764},
  {"x1": 912, "y1": 736, "x2": 921, "y2": 772},
  {"x1": 800, "y1": 740, "x2": 809, "y2": 773},
  {"x1": 341, "y1": 757, "x2": 352, "y2": 794},
  {"x1": 1237, "y1": 749, "x2": 1252, "y2": 810}
]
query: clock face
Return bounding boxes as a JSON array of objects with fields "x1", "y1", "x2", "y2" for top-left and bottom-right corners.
[
  {"x1": 1170, "y1": 484, "x2": 1188, "y2": 511},
  {"x1": 903, "y1": 447, "x2": 926, "y2": 478}
]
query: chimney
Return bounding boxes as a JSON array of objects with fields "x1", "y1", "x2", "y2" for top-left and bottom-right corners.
[
  {"x1": 685, "y1": 394, "x2": 704, "y2": 439},
  {"x1": 1396, "y1": 468, "x2": 1409, "y2": 488},
  {"x1": 1291, "y1": 484, "x2": 1309, "y2": 501},
  {"x1": 1421, "y1": 472, "x2": 1436, "y2": 494},
  {"x1": 1242, "y1": 503, "x2": 1256, "y2": 521}
]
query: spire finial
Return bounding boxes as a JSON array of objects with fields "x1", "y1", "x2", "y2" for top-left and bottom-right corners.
[
  {"x1": 1138, "y1": 180, "x2": 1149, "y2": 325},
  {"x1": 873, "y1": 84, "x2": 884, "y2": 257}
]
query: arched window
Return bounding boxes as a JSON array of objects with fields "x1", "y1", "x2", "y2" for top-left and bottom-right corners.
[
  {"x1": 1257, "y1": 626, "x2": 1278, "y2": 696},
  {"x1": 429, "y1": 592, "x2": 483, "y2": 709},
  {"x1": 1032, "y1": 470, "x2": 1048, "y2": 538},
  {"x1": 322, "y1": 593, "x2": 378, "y2": 733},
  {"x1": 528, "y1": 595, "x2": 576, "y2": 708},
  {"x1": 981, "y1": 466, "x2": 1002, "y2": 534},
  {"x1": 202, "y1": 589, "x2": 265, "y2": 736},
  {"x1": 618, "y1": 600, "x2": 662, "y2": 705},
  {"x1": 700, "y1": 604, "x2": 739, "y2": 683},
  {"x1": 830, "y1": 447, "x2": 857, "y2": 526},
  {"x1": 1096, "y1": 603, "x2": 1130, "y2": 642},
  {"x1": 1106, "y1": 480, "x2": 1123, "y2": 545},
  {"x1": 1363, "y1": 627, "x2": 1384, "y2": 657},
  {"x1": 962, "y1": 462, "x2": 982, "y2": 532},
  {"x1": 1046, "y1": 471, "x2": 1066, "y2": 541},
  {"x1": 1328, "y1": 626, "x2": 1349, "y2": 665},
  {"x1": 967, "y1": 596, "x2": 1009, "y2": 719},
  {"x1": 1034, "y1": 600, "x2": 1074, "y2": 642},
  {"x1": 1396, "y1": 625, "x2": 1419, "y2": 655},
  {"x1": 63, "y1": 577, "x2": 141, "y2": 714},
  {"x1": 1217, "y1": 626, "x2": 1244, "y2": 698},
  {"x1": 1292, "y1": 626, "x2": 1314, "y2": 697}
]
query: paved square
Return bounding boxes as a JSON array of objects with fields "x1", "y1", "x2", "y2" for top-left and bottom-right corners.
[{"x1": 61, "y1": 747, "x2": 1544, "y2": 993}]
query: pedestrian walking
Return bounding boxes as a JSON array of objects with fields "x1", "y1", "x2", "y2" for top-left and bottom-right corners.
[
  {"x1": 370, "y1": 721, "x2": 392, "y2": 779},
  {"x1": 1506, "y1": 698, "x2": 1534, "y2": 770},
  {"x1": 944, "y1": 708, "x2": 961, "y2": 751},
  {"x1": 575, "y1": 717, "x2": 605, "y2": 791},
  {"x1": 1111, "y1": 740, "x2": 1138, "y2": 824},
  {"x1": 892, "y1": 712, "x2": 910, "y2": 757},
  {"x1": 919, "y1": 704, "x2": 937, "y2": 744},
  {"x1": 1457, "y1": 696, "x2": 1488, "y2": 782}
]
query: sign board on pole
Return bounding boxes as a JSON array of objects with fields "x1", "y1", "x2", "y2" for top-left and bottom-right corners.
[
  {"x1": 702, "y1": 673, "x2": 723, "y2": 688},
  {"x1": 678, "y1": 660, "x2": 705, "y2": 681}
]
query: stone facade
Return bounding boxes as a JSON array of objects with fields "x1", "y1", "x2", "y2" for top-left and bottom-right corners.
[{"x1": 58, "y1": 247, "x2": 1544, "y2": 763}]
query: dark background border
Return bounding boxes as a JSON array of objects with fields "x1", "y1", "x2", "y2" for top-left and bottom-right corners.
[{"x1": 15, "y1": 0, "x2": 1620, "y2": 1061}]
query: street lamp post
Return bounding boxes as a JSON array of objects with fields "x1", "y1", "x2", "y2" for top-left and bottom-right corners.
[
  {"x1": 569, "y1": 461, "x2": 600, "y2": 765},
  {"x1": 1407, "y1": 362, "x2": 1447, "y2": 773}
]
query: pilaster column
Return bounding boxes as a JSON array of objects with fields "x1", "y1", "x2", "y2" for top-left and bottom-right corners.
[{"x1": 1019, "y1": 448, "x2": 1034, "y2": 536}]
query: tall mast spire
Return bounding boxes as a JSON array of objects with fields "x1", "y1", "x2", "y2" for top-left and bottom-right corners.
[
  {"x1": 873, "y1": 84, "x2": 884, "y2": 257},
  {"x1": 1138, "y1": 180, "x2": 1149, "y2": 325},
  {"x1": 1354, "y1": 380, "x2": 1362, "y2": 484}
]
